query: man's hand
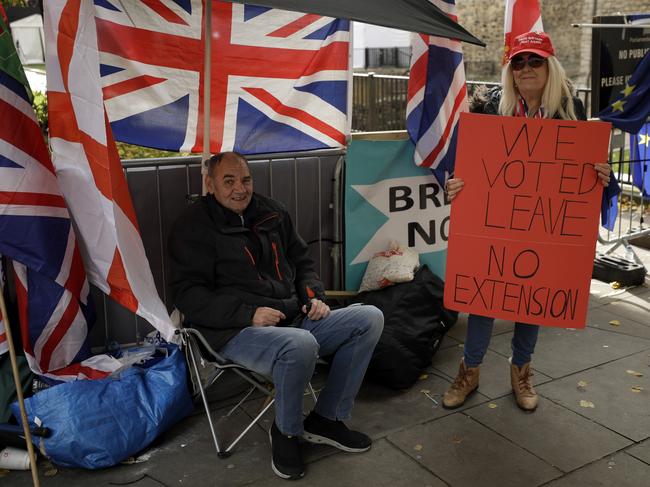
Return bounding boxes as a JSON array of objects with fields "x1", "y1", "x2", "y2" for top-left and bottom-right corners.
[
  {"x1": 302, "y1": 299, "x2": 330, "y2": 321},
  {"x1": 252, "y1": 307, "x2": 286, "y2": 327},
  {"x1": 445, "y1": 177, "x2": 464, "y2": 201},
  {"x1": 594, "y1": 163, "x2": 611, "y2": 187}
]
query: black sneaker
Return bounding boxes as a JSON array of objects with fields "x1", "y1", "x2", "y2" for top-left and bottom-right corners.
[
  {"x1": 302, "y1": 412, "x2": 371, "y2": 453},
  {"x1": 269, "y1": 422, "x2": 304, "y2": 480}
]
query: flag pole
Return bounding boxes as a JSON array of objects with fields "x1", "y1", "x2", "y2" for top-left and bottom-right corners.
[
  {"x1": 0, "y1": 282, "x2": 40, "y2": 487},
  {"x1": 202, "y1": 0, "x2": 212, "y2": 195}
]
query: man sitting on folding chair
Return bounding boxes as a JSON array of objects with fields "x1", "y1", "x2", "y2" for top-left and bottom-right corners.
[{"x1": 168, "y1": 151, "x2": 384, "y2": 480}]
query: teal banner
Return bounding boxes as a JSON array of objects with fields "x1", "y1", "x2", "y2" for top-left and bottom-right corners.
[{"x1": 345, "y1": 139, "x2": 450, "y2": 290}]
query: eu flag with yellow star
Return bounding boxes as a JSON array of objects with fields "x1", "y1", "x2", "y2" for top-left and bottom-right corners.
[
  {"x1": 598, "y1": 51, "x2": 650, "y2": 134},
  {"x1": 630, "y1": 122, "x2": 650, "y2": 197}
]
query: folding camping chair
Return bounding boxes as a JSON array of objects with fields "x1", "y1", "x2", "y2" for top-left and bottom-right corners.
[{"x1": 178, "y1": 326, "x2": 318, "y2": 458}]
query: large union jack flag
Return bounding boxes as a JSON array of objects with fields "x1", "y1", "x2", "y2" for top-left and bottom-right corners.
[
  {"x1": 406, "y1": 0, "x2": 467, "y2": 187},
  {"x1": 94, "y1": 0, "x2": 350, "y2": 154},
  {"x1": 0, "y1": 24, "x2": 120, "y2": 379},
  {"x1": 44, "y1": 0, "x2": 176, "y2": 345}
]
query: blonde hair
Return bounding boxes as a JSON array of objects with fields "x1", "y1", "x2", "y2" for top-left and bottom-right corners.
[{"x1": 499, "y1": 56, "x2": 577, "y2": 120}]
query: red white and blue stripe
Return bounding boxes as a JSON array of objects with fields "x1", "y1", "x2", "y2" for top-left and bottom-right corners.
[
  {"x1": 406, "y1": 0, "x2": 468, "y2": 187},
  {"x1": 0, "y1": 61, "x2": 120, "y2": 380},
  {"x1": 44, "y1": 0, "x2": 176, "y2": 345}
]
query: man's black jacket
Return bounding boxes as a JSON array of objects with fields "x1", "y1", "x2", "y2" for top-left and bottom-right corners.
[{"x1": 168, "y1": 193, "x2": 326, "y2": 350}]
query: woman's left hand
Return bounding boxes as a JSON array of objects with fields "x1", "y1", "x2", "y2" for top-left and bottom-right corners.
[{"x1": 594, "y1": 163, "x2": 611, "y2": 187}]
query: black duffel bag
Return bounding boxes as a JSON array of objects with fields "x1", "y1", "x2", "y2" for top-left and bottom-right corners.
[{"x1": 355, "y1": 265, "x2": 458, "y2": 389}]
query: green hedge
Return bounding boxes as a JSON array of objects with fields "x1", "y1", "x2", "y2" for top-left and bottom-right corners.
[{"x1": 32, "y1": 90, "x2": 187, "y2": 160}]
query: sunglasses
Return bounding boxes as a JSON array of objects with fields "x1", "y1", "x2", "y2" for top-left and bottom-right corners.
[{"x1": 511, "y1": 55, "x2": 547, "y2": 71}]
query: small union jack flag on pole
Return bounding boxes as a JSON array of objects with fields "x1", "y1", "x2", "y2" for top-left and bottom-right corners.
[
  {"x1": 503, "y1": 0, "x2": 544, "y2": 65},
  {"x1": 406, "y1": 0, "x2": 468, "y2": 187}
]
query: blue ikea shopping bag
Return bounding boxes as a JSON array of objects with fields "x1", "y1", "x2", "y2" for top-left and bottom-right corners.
[{"x1": 12, "y1": 344, "x2": 193, "y2": 469}]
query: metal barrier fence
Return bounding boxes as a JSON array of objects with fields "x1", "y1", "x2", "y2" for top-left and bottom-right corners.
[
  {"x1": 352, "y1": 73, "x2": 593, "y2": 131},
  {"x1": 352, "y1": 73, "x2": 409, "y2": 132},
  {"x1": 599, "y1": 128, "x2": 649, "y2": 266},
  {"x1": 93, "y1": 82, "x2": 640, "y2": 348},
  {"x1": 90, "y1": 149, "x2": 345, "y2": 349},
  {"x1": 362, "y1": 47, "x2": 412, "y2": 69}
]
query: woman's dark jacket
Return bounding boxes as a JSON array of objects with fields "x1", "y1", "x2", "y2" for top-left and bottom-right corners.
[
  {"x1": 473, "y1": 86, "x2": 587, "y2": 120},
  {"x1": 168, "y1": 193, "x2": 326, "y2": 350}
]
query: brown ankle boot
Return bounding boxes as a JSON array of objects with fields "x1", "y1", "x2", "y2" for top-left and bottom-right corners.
[
  {"x1": 511, "y1": 362, "x2": 538, "y2": 411},
  {"x1": 443, "y1": 360, "x2": 479, "y2": 409}
]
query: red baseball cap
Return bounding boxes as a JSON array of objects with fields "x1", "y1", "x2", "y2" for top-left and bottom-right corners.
[{"x1": 508, "y1": 31, "x2": 555, "y2": 61}]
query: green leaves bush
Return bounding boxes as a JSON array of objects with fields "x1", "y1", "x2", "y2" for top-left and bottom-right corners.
[{"x1": 31, "y1": 90, "x2": 186, "y2": 160}]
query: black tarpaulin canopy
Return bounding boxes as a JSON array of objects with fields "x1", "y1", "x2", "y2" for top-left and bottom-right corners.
[{"x1": 226, "y1": 0, "x2": 485, "y2": 46}]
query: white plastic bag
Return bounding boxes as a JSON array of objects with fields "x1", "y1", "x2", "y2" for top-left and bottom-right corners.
[{"x1": 359, "y1": 242, "x2": 419, "y2": 292}]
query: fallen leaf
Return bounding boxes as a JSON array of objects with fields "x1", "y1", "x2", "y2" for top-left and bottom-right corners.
[
  {"x1": 579, "y1": 400, "x2": 595, "y2": 408},
  {"x1": 419, "y1": 373, "x2": 428, "y2": 380},
  {"x1": 608, "y1": 319, "x2": 621, "y2": 326},
  {"x1": 631, "y1": 386, "x2": 644, "y2": 393},
  {"x1": 451, "y1": 435, "x2": 462, "y2": 444},
  {"x1": 626, "y1": 370, "x2": 643, "y2": 377},
  {"x1": 488, "y1": 403, "x2": 498, "y2": 409},
  {"x1": 577, "y1": 380, "x2": 588, "y2": 391},
  {"x1": 414, "y1": 444, "x2": 423, "y2": 451}
]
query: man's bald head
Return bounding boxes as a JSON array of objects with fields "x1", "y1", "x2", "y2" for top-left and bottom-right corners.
[{"x1": 204, "y1": 151, "x2": 248, "y2": 178}]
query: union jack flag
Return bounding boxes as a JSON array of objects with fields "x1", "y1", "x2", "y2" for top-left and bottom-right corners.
[
  {"x1": 0, "y1": 20, "x2": 120, "y2": 379},
  {"x1": 94, "y1": 0, "x2": 350, "y2": 154},
  {"x1": 44, "y1": 0, "x2": 176, "y2": 344},
  {"x1": 406, "y1": 0, "x2": 467, "y2": 187}
]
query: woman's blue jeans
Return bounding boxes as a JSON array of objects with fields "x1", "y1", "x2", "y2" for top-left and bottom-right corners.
[
  {"x1": 220, "y1": 304, "x2": 384, "y2": 436},
  {"x1": 463, "y1": 314, "x2": 539, "y2": 368}
]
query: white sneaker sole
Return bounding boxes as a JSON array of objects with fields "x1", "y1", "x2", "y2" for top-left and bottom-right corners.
[
  {"x1": 271, "y1": 460, "x2": 304, "y2": 480},
  {"x1": 301, "y1": 431, "x2": 371, "y2": 453}
]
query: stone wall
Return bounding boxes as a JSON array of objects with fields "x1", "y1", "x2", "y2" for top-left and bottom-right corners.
[{"x1": 459, "y1": 0, "x2": 650, "y2": 86}]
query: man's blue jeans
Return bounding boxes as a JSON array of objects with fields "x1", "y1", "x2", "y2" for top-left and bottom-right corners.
[
  {"x1": 220, "y1": 304, "x2": 384, "y2": 436},
  {"x1": 463, "y1": 314, "x2": 539, "y2": 368}
]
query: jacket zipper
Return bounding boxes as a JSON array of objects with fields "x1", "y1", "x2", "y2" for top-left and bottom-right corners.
[
  {"x1": 271, "y1": 242, "x2": 283, "y2": 280},
  {"x1": 243, "y1": 246, "x2": 262, "y2": 280},
  {"x1": 252, "y1": 213, "x2": 279, "y2": 231}
]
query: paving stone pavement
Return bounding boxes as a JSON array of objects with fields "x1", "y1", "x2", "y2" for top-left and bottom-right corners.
[{"x1": 5, "y1": 244, "x2": 650, "y2": 487}]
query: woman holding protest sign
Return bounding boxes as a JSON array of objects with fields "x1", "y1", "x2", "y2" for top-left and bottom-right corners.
[{"x1": 443, "y1": 31, "x2": 611, "y2": 412}]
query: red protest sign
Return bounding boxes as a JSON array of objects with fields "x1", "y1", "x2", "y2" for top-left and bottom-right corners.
[{"x1": 444, "y1": 113, "x2": 611, "y2": 328}]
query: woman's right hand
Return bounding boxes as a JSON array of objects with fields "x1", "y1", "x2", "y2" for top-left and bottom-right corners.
[{"x1": 445, "y1": 178, "x2": 465, "y2": 201}]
